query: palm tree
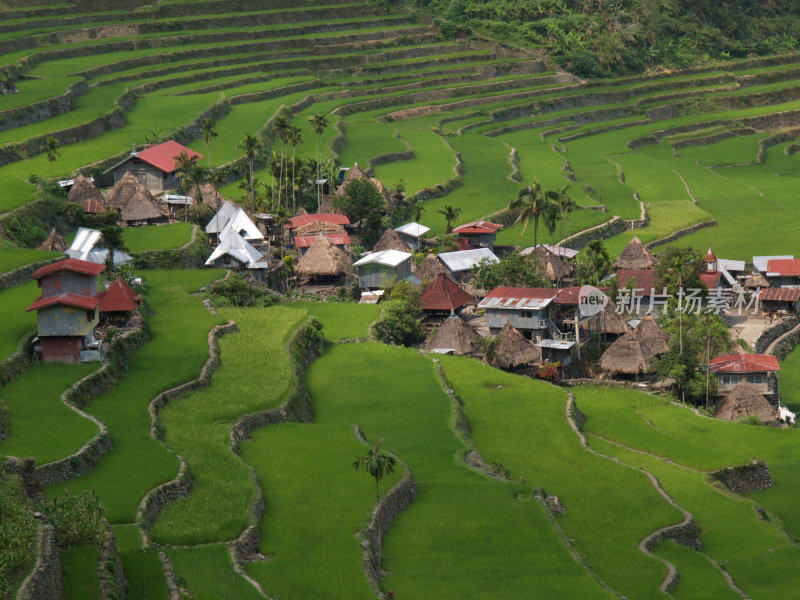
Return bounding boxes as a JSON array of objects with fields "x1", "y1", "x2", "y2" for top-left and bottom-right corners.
[
  {"x1": 287, "y1": 125, "x2": 303, "y2": 214},
  {"x1": 99, "y1": 225, "x2": 127, "y2": 272},
  {"x1": 184, "y1": 164, "x2": 209, "y2": 220},
  {"x1": 438, "y1": 204, "x2": 462, "y2": 234},
  {"x1": 237, "y1": 133, "x2": 262, "y2": 211},
  {"x1": 272, "y1": 116, "x2": 290, "y2": 209},
  {"x1": 173, "y1": 150, "x2": 198, "y2": 195},
  {"x1": 546, "y1": 185, "x2": 575, "y2": 244},
  {"x1": 407, "y1": 197, "x2": 425, "y2": 223},
  {"x1": 41, "y1": 137, "x2": 60, "y2": 178},
  {"x1": 510, "y1": 180, "x2": 553, "y2": 273},
  {"x1": 353, "y1": 438, "x2": 396, "y2": 502},
  {"x1": 201, "y1": 118, "x2": 217, "y2": 168},
  {"x1": 308, "y1": 113, "x2": 329, "y2": 212}
]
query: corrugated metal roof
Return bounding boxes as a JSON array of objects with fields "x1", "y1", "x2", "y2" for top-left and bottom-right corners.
[
  {"x1": 520, "y1": 244, "x2": 579, "y2": 259},
  {"x1": 65, "y1": 227, "x2": 133, "y2": 266},
  {"x1": 32, "y1": 257, "x2": 105, "y2": 279},
  {"x1": 535, "y1": 339, "x2": 576, "y2": 349},
  {"x1": 718, "y1": 259, "x2": 745, "y2": 272},
  {"x1": 395, "y1": 222, "x2": 430, "y2": 238},
  {"x1": 761, "y1": 287, "x2": 800, "y2": 302},
  {"x1": 27, "y1": 292, "x2": 100, "y2": 312},
  {"x1": 136, "y1": 140, "x2": 202, "y2": 174},
  {"x1": 220, "y1": 208, "x2": 264, "y2": 242},
  {"x1": 452, "y1": 220, "x2": 503, "y2": 234},
  {"x1": 205, "y1": 229, "x2": 264, "y2": 267},
  {"x1": 767, "y1": 258, "x2": 800, "y2": 277},
  {"x1": 754, "y1": 255, "x2": 793, "y2": 272},
  {"x1": 205, "y1": 201, "x2": 239, "y2": 234},
  {"x1": 353, "y1": 249, "x2": 412, "y2": 267},
  {"x1": 439, "y1": 248, "x2": 499, "y2": 272},
  {"x1": 478, "y1": 286, "x2": 557, "y2": 309},
  {"x1": 709, "y1": 353, "x2": 779, "y2": 373},
  {"x1": 287, "y1": 213, "x2": 350, "y2": 229}
]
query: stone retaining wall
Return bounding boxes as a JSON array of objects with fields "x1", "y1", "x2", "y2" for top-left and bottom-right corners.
[
  {"x1": 98, "y1": 521, "x2": 126, "y2": 600},
  {"x1": 16, "y1": 519, "x2": 61, "y2": 600},
  {"x1": 137, "y1": 457, "x2": 192, "y2": 532},
  {"x1": 0, "y1": 332, "x2": 34, "y2": 387},
  {"x1": 0, "y1": 81, "x2": 87, "y2": 132},
  {"x1": 557, "y1": 216, "x2": 626, "y2": 251},
  {"x1": 646, "y1": 220, "x2": 717, "y2": 250},
  {"x1": 0, "y1": 257, "x2": 60, "y2": 292},
  {"x1": 710, "y1": 460, "x2": 773, "y2": 493},
  {"x1": 133, "y1": 230, "x2": 211, "y2": 270},
  {"x1": 410, "y1": 135, "x2": 462, "y2": 203},
  {"x1": 755, "y1": 317, "x2": 798, "y2": 354}
]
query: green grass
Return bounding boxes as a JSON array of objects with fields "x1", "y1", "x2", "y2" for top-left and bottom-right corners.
[
  {"x1": 284, "y1": 301, "x2": 378, "y2": 340},
  {"x1": 167, "y1": 545, "x2": 264, "y2": 600},
  {"x1": 60, "y1": 546, "x2": 100, "y2": 600},
  {"x1": 0, "y1": 362, "x2": 99, "y2": 464},
  {"x1": 122, "y1": 222, "x2": 195, "y2": 252},
  {"x1": 0, "y1": 249, "x2": 60, "y2": 276},
  {"x1": 46, "y1": 270, "x2": 225, "y2": 523},
  {"x1": 778, "y1": 345, "x2": 800, "y2": 413},
  {"x1": 120, "y1": 547, "x2": 169, "y2": 600},
  {"x1": 652, "y1": 540, "x2": 741, "y2": 600},
  {"x1": 0, "y1": 282, "x2": 40, "y2": 361}
]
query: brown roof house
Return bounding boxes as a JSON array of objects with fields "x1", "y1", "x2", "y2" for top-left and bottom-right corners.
[
  {"x1": 530, "y1": 245, "x2": 573, "y2": 283},
  {"x1": 614, "y1": 236, "x2": 655, "y2": 270},
  {"x1": 38, "y1": 228, "x2": 67, "y2": 252},
  {"x1": 490, "y1": 321, "x2": 542, "y2": 370},
  {"x1": 68, "y1": 174, "x2": 106, "y2": 214},
  {"x1": 715, "y1": 381, "x2": 779, "y2": 425},
  {"x1": 743, "y1": 272, "x2": 770, "y2": 290},
  {"x1": 120, "y1": 187, "x2": 166, "y2": 226},
  {"x1": 372, "y1": 227, "x2": 412, "y2": 254},
  {"x1": 414, "y1": 253, "x2": 448, "y2": 283},
  {"x1": 295, "y1": 235, "x2": 351, "y2": 280},
  {"x1": 598, "y1": 332, "x2": 648, "y2": 376},
  {"x1": 106, "y1": 172, "x2": 142, "y2": 212},
  {"x1": 425, "y1": 316, "x2": 478, "y2": 355},
  {"x1": 585, "y1": 300, "x2": 630, "y2": 337},
  {"x1": 104, "y1": 140, "x2": 203, "y2": 194},
  {"x1": 186, "y1": 182, "x2": 224, "y2": 211},
  {"x1": 419, "y1": 272, "x2": 474, "y2": 315},
  {"x1": 635, "y1": 314, "x2": 668, "y2": 360}
]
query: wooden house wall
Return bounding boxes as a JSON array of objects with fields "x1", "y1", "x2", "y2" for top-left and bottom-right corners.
[
  {"x1": 37, "y1": 305, "x2": 98, "y2": 337},
  {"x1": 40, "y1": 336, "x2": 82, "y2": 364},
  {"x1": 41, "y1": 273, "x2": 96, "y2": 298},
  {"x1": 111, "y1": 158, "x2": 176, "y2": 194},
  {"x1": 486, "y1": 307, "x2": 550, "y2": 332}
]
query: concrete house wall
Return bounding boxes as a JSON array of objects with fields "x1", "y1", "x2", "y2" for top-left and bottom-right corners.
[
  {"x1": 41, "y1": 272, "x2": 96, "y2": 298},
  {"x1": 357, "y1": 260, "x2": 411, "y2": 289},
  {"x1": 37, "y1": 305, "x2": 98, "y2": 337}
]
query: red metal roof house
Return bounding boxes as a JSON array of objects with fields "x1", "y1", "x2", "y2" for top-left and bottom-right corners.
[
  {"x1": 709, "y1": 353, "x2": 780, "y2": 406},
  {"x1": 452, "y1": 220, "x2": 503, "y2": 251},
  {"x1": 104, "y1": 140, "x2": 203, "y2": 195},
  {"x1": 97, "y1": 275, "x2": 141, "y2": 321},
  {"x1": 419, "y1": 273, "x2": 474, "y2": 314}
]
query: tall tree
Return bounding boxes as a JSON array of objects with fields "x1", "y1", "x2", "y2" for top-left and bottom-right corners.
[
  {"x1": 437, "y1": 204, "x2": 462, "y2": 234},
  {"x1": 573, "y1": 239, "x2": 613, "y2": 286},
  {"x1": 288, "y1": 125, "x2": 303, "y2": 214},
  {"x1": 308, "y1": 113, "x2": 329, "y2": 212},
  {"x1": 41, "y1": 137, "x2": 61, "y2": 178},
  {"x1": 353, "y1": 438, "x2": 396, "y2": 502},
  {"x1": 173, "y1": 150, "x2": 198, "y2": 195},
  {"x1": 510, "y1": 180, "x2": 553, "y2": 272},
  {"x1": 99, "y1": 225, "x2": 127, "y2": 272},
  {"x1": 546, "y1": 185, "x2": 576, "y2": 244},
  {"x1": 201, "y1": 118, "x2": 217, "y2": 168},
  {"x1": 237, "y1": 133, "x2": 262, "y2": 211},
  {"x1": 272, "y1": 116, "x2": 290, "y2": 209}
]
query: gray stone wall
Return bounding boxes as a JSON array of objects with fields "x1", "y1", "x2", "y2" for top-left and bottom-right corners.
[
  {"x1": 646, "y1": 220, "x2": 718, "y2": 250},
  {"x1": 756, "y1": 317, "x2": 798, "y2": 354},
  {"x1": 0, "y1": 332, "x2": 34, "y2": 387},
  {"x1": 710, "y1": 460, "x2": 773, "y2": 493},
  {"x1": 0, "y1": 257, "x2": 60, "y2": 293},
  {"x1": 16, "y1": 519, "x2": 61, "y2": 600},
  {"x1": 558, "y1": 216, "x2": 627, "y2": 251},
  {"x1": 98, "y1": 521, "x2": 127, "y2": 600}
]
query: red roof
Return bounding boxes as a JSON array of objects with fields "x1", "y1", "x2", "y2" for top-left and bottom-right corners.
[
  {"x1": 97, "y1": 276, "x2": 141, "y2": 313},
  {"x1": 760, "y1": 287, "x2": 800, "y2": 302},
  {"x1": 287, "y1": 213, "x2": 351, "y2": 229},
  {"x1": 555, "y1": 286, "x2": 583, "y2": 305},
  {"x1": 482, "y1": 287, "x2": 558, "y2": 307},
  {"x1": 419, "y1": 273, "x2": 474, "y2": 311},
  {"x1": 452, "y1": 220, "x2": 503, "y2": 235},
  {"x1": 709, "y1": 353, "x2": 779, "y2": 374},
  {"x1": 295, "y1": 233, "x2": 351, "y2": 248},
  {"x1": 767, "y1": 259, "x2": 800, "y2": 277},
  {"x1": 32, "y1": 258, "x2": 105, "y2": 280},
  {"x1": 704, "y1": 248, "x2": 717, "y2": 263},
  {"x1": 700, "y1": 271, "x2": 722, "y2": 289},
  {"x1": 136, "y1": 141, "x2": 203, "y2": 174},
  {"x1": 26, "y1": 293, "x2": 100, "y2": 312},
  {"x1": 615, "y1": 269, "x2": 663, "y2": 297}
]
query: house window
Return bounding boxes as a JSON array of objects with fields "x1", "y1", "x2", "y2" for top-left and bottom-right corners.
[
  {"x1": 223, "y1": 255, "x2": 231, "y2": 265},
  {"x1": 520, "y1": 311, "x2": 533, "y2": 319},
  {"x1": 745, "y1": 374, "x2": 764, "y2": 385},
  {"x1": 721, "y1": 375, "x2": 740, "y2": 386},
  {"x1": 86, "y1": 309, "x2": 95, "y2": 321}
]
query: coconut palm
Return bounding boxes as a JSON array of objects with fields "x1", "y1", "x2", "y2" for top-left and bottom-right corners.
[
  {"x1": 353, "y1": 438, "x2": 396, "y2": 502},
  {"x1": 272, "y1": 116, "x2": 290, "y2": 209},
  {"x1": 41, "y1": 136, "x2": 61, "y2": 178},
  {"x1": 546, "y1": 185, "x2": 576, "y2": 244},
  {"x1": 510, "y1": 180, "x2": 553, "y2": 273},
  {"x1": 173, "y1": 150, "x2": 198, "y2": 195},
  {"x1": 201, "y1": 118, "x2": 217, "y2": 168},
  {"x1": 287, "y1": 125, "x2": 303, "y2": 214},
  {"x1": 237, "y1": 133, "x2": 262, "y2": 210},
  {"x1": 438, "y1": 204, "x2": 462, "y2": 234},
  {"x1": 99, "y1": 225, "x2": 127, "y2": 272},
  {"x1": 308, "y1": 113, "x2": 329, "y2": 211}
]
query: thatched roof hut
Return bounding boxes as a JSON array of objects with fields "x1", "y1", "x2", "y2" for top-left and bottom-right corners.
[
  {"x1": 293, "y1": 220, "x2": 345, "y2": 237},
  {"x1": 335, "y1": 163, "x2": 366, "y2": 197},
  {"x1": 425, "y1": 316, "x2": 477, "y2": 355},
  {"x1": 120, "y1": 188, "x2": 163, "y2": 224},
  {"x1": 106, "y1": 171, "x2": 141, "y2": 211},
  {"x1": 532, "y1": 246, "x2": 572, "y2": 282},
  {"x1": 187, "y1": 183, "x2": 224, "y2": 211},
  {"x1": 615, "y1": 236, "x2": 654, "y2": 270},
  {"x1": 744, "y1": 272, "x2": 770, "y2": 290},
  {"x1": 491, "y1": 321, "x2": 542, "y2": 369},
  {"x1": 599, "y1": 332, "x2": 648, "y2": 375},
  {"x1": 295, "y1": 235, "x2": 350, "y2": 277},
  {"x1": 373, "y1": 227, "x2": 412, "y2": 254},
  {"x1": 38, "y1": 227, "x2": 67, "y2": 252},
  {"x1": 415, "y1": 253, "x2": 447, "y2": 282},
  {"x1": 716, "y1": 382, "x2": 778, "y2": 424},
  {"x1": 68, "y1": 174, "x2": 106, "y2": 214},
  {"x1": 635, "y1": 314, "x2": 668, "y2": 360},
  {"x1": 597, "y1": 301, "x2": 630, "y2": 335}
]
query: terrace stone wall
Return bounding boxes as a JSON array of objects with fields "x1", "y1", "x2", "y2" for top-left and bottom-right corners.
[
  {"x1": 557, "y1": 216, "x2": 627, "y2": 251},
  {"x1": 0, "y1": 257, "x2": 60, "y2": 292},
  {"x1": 646, "y1": 220, "x2": 718, "y2": 250},
  {"x1": 98, "y1": 521, "x2": 127, "y2": 600},
  {"x1": 0, "y1": 332, "x2": 35, "y2": 387},
  {"x1": 138, "y1": 457, "x2": 193, "y2": 532},
  {"x1": 16, "y1": 518, "x2": 61, "y2": 600},
  {"x1": 710, "y1": 460, "x2": 773, "y2": 493},
  {"x1": 0, "y1": 81, "x2": 87, "y2": 132},
  {"x1": 755, "y1": 317, "x2": 798, "y2": 354}
]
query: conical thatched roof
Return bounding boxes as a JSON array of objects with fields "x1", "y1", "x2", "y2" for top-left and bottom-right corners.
[
  {"x1": 293, "y1": 220, "x2": 345, "y2": 237},
  {"x1": 120, "y1": 187, "x2": 163, "y2": 223},
  {"x1": 716, "y1": 381, "x2": 777, "y2": 424},
  {"x1": 615, "y1": 236, "x2": 654, "y2": 270},
  {"x1": 425, "y1": 316, "x2": 477, "y2": 355},
  {"x1": 295, "y1": 235, "x2": 350, "y2": 277},
  {"x1": 744, "y1": 272, "x2": 770, "y2": 290},
  {"x1": 38, "y1": 227, "x2": 67, "y2": 252},
  {"x1": 187, "y1": 182, "x2": 224, "y2": 211},
  {"x1": 532, "y1": 246, "x2": 572, "y2": 282},
  {"x1": 106, "y1": 171, "x2": 141, "y2": 211},
  {"x1": 491, "y1": 321, "x2": 542, "y2": 369},
  {"x1": 586, "y1": 300, "x2": 630, "y2": 335},
  {"x1": 68, "y1": 174, "x2": 106, "y2": 214},
  {"x1": 335, "y1": 163, "x2": 366, "y2": 196},
  {"x1": 415, "y1": 253, "x2": 447, "y2": 282},
  {"x1": 599, "y1": 332, "x2": 647, "y2": 375},
  {"x1": 419, "y1": 272, "x2": 474, "y2": 312},
  {"x1": 634, "y1": 314, "x2": 668, "y2": 360},
  {"x1": 373, "y1": 227, "x2": 412, "y2": 253}
]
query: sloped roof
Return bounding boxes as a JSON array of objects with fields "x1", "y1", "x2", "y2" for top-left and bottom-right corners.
[
  {"x1": 520, "y1": 244, "x2": 579, "y2": 259},
  {"x1": 120, "y1": 188, "x2": 163, "y2": 222},
  {"x1": 491, "y1": 321, "x2": 542, "y2": 369},
  {"x1": 219, "y1": 207, "x2": 263, "y2": 242},
  {"x1": 287, "y1": 213, "x2": 350, "y2": 229},
  {"x1": 743, "y1": 273, "x2": 770, "y2": 289},
  {"x1": 353, "y1": 249, "x2": 411, "y2": 268},
  {"x1": 135, "y1": 140, "x2": 203, "y2": 174},
  {"x1": 414, "y1": 253, "x2": 447, "y2": 283},
  {"x1": 97, "y1": 276, "x2": 141, "y2": 313},
  {"x1": 32, "y1": 258, "x2": 104, "y2": 279},
  {"x1": 599, "y1": 332, "x2": 648, "y2": 375},
  {"x1": 760, "y1": 287, "x2": 800, "y2": 302},
  {"x1": 205, "y1": 201, "x2": 239, "y2": 234},
  {"x1": 372, "y1": 228, "x2": 412, "y2": 254},
  {"x1": 767, "y1": 259, "x2": 800, "y2": 277},
  {"x1": 700, "y1": 271, "x2": 722, "y2": 289},
  {"x1": 395, "y1": 222, "x2": 430, "y2": 238},
  {"x1": 187, "y1": 182, "x2": 224, "y2": 211},
  {"x1": 716, "y1": 382, "x2": 777, "y2": 424},
  {"x1": 293, "y1": 220, "x2": 345, "y2": 237},
  {"x1": 634, "y1": 314, "x2": 668, "y2": 360},
  {"x1": 594, "y1": 301, "x2": 630, "y2": 335},
  {"x1": 754, "y1": 255, "x2": 793, "y2": 273},
  {"x1": 419, "y1": 273, "x2": 474, "y2": 311},
  {"x1": 704, "y1": 248, "x2": 717, "y2": 263},
  {"x1": 27, "y1": 292, "x2": 100, "y2": 312},
  {"x1": 530, "y1": 246, "x2": 573, "y2": 282},
  {"x1": 439, "y1": 248, "x2": 499, "y2": 273},
  {"x1": 478, "y1": 286, "x2": 558, "y2": 310},
  {"x1": 425, "y1": 316, "x2": 477, "y2": 355},
  {"x1": 295, "y1": 235, "x2": 350, "y2": 276},
  {"x1": 106, "y1": 172, "x2": 141, "y2": 211},
  {"x1": 38, "y1": 228, "x2": 67, "y2": 252},
  {"x1": 295, "y1": 233, "x2": 350, "y2": 248},
  {"x1": 614, "y1": 236, "x2": 654, "y2": 270},
  {"x1": 205, "y1": 229, "x2": 264, "y2": 267},
  {"x1": 709, "y1": 353, "x2": 780, "y2": 374},
  {"x1": 66, "y1": 227, "x2": 132, "y2": 266},
  {"x1": 452, "y1": 220, "x2": 503, "y2": 235},
  {"x1": 615, "y1": 269, "x2": 663, "y2": 296},
  {"x1": 68, "y1": 174, "x2": 106, "y2": 214}
]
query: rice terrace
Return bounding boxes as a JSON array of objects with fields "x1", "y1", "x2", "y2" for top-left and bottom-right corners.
[{"x1": 4, "y1": 0, "x2": 800, "y2": 598}]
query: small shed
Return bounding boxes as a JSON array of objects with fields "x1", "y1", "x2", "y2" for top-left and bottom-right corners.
[
  {"x1": 635, "y1": 314, "x2": 668, "y2": 360},
  {"x1": 425, "y1": 316, "x2": 477, "y2": 355},
  {"x1": 67, "y1": 174, "x2": 106, "y2": 214},
  {"x1": 120, "y1": 187, "x2": 166, "y2": 226},
  {"x1": 419, "y1": 272, "x2": 474, "y2": 314},
  {"x1": 760, "y1": 287, "x2": 800, "y2": 314},
  {"x1": 765, "y1": 258, "x2": 800, "y2": 287},
  {"x1": 353, "y1": 250, "x2": 418, "y2": 290},
  {"x1": 295, "y1": 232, "x2": 350, "y2": 256},
  {"x1": 715, "y1": 381, "x2": 778, "y2": 425},
  {"x1": 106, "y1": 172, "x2": 142, "y2": 212},
  {"x1": 372, "y1": 227, "x2": 412, "y2": 254},
  {"x1": 743, "y1": 273, "x2": 770, "y2": 290},
  {"x1": 452, "y1": 220, "x2": 503, "y2": 250},
  {"x1": 584, "y1": 300, "x2": 630, "y2": 337},
  {"x1": 529, "y1": 245, "x2": 573, "y2": 283},
  {"x1": 414, "y1": 253, "x2": 448, "y2": 283},
  {"x1": 186, "y1": 183, "x2": 224, "y2": 211},
  {"x1": 709, "y1": 353, "x2": 780, "y2": 405},
  {"x1": 614, "y1": 236, "x2": 654, "y2": 270},
  {"x1": 438, "y1": 248, "x2": 499, "y2": 283},
  {"x1": 295, "y1": 235, "x2": 351, "y2": 280},
  {"x1": 38, "y1": 228, "x2": 67, "y2": 252},
  {"x1": 491, "y1": 321, "x2": 542, "y2": 369},
  {"x1": 97, "y1": 275, "x2": 141, "y2": 322},
  {"x1": 395, "y1": 222, "x2": 430, "y2": 251}
]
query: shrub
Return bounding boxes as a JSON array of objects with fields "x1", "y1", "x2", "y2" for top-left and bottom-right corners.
[
  {"x1": 537, "y1": 363, "x2": 561, "y2": 383},
  {"x1": 0, "y1": 471, "x2": 37, "y2": 598},
  {"x1": 373, "y1": 299, "x2": 424, "y2": 347},
  {"x1": 738, "y1": 415, "x2": 765, "y2": 426},
  {"x1": 204, "y1": 273, "x2": 277, "y2": 308},
  {"x1": 0, "y1": 401, "x2": 7, "y2": 440},
  {"x1": 37, "y1": 490, "x2": 105, "y2": 548}
]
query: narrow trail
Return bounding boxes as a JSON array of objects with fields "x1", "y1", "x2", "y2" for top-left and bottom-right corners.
[
  {"x1": 674, "y1": 170, "x2": 698, "y2": 204},
  {"x1": 765, "y1": 321, "x2": 800, "y2": 355}
]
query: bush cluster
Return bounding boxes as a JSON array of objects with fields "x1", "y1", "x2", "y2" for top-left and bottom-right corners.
[
  {"x1": 204, "y1": 273, "x2": 278, "y2": 308},
  {"x1": 0, "y1": 471, "x2": 37, "y2": 598}
]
